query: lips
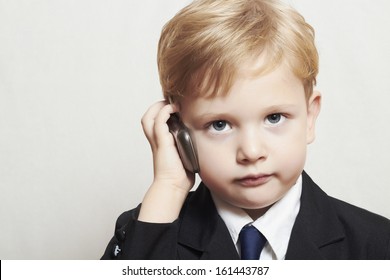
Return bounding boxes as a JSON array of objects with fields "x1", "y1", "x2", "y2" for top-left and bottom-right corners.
[{"x1": 235, "y1": 174, "x2": 272, "y2": 187}]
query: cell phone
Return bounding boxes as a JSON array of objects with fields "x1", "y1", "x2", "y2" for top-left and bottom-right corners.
[{"x1": 167, "y1": 113, "x2": 200, "y2": 173}]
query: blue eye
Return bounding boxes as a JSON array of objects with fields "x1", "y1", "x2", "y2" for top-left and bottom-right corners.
[
  {"x1": 208, "y1": 120, "x2": 232, "y2": 133},
  {"x1": 212, "y1": 120, "x2": 227, "y2": 131},
  {"x1": 265, "y1": 114, "x2": 285, "y2": 125},
  {"x1": 267, "y1": 114, "x2": 281, "y2": 123}
]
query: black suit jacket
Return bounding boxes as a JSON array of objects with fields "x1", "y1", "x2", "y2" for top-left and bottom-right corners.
[{"x1": 101, "y1": 172, "x2": 390, "y2": 259}]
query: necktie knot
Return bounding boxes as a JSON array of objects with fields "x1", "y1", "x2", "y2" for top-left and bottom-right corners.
[{"x1": 239, "y1": 224, "x2": 266, "y2": 260}]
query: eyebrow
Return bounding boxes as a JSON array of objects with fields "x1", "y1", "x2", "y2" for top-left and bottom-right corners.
[
  {"x1": 191, "y1": 112, "x2": 231, "y2": 123},
  {"x1": 195, "y1": 104, "x2": 299, "y2": 118},
  {"x1": 262, "y1": 104, "x2": 299, "y2": 112}
]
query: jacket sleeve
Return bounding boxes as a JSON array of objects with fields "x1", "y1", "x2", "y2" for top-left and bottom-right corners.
[{"x1": 101, "y1": 204, "x2": 180, "y2": 260}]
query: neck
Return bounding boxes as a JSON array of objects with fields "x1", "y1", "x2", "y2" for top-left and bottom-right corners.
[{"x1": 243, "y1": 204, "x2": 273, "y2": 220}]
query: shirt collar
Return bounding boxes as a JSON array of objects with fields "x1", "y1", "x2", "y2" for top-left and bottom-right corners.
[{"x1": 211, "y1": 175, "x2": 302, "y2": 260}]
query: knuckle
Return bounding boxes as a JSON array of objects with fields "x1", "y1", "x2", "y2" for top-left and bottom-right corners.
[{"x1": 140, "y1": 116, "x2": 147, "y2": 127}]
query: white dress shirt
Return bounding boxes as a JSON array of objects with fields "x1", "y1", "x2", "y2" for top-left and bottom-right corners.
[{"x1": 211, "y1": 175, "x2": 302, "y2": 260}]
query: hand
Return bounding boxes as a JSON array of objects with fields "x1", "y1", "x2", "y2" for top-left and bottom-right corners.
[
  {"x1": 141, "y1": 100, "x2": 195, "y2": 191},
  {"x1": 139, "y1": 101, "x2": 195, "y2": 222}
]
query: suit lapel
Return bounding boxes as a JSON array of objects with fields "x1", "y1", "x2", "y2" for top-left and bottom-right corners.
[
  {"x1": 285, "y1": 171, "x2": 345, "y2": 259},
  {"x1": 178, "y1": 172, "x2": 346, "y2": 259},
  {"x1": 177, "y1": 183, "x2": 239, "y2": 260}
]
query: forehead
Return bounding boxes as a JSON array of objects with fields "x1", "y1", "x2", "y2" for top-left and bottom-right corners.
[
  {"x1": 183, "y1": 52, "x2": 303, "y2": 101},
  {"x1": 180, "y1": 63, "x2": 305, "y2": 117}
]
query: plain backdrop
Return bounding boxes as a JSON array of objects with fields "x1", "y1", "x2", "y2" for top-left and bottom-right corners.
[{"x1": 1, "y1": 0, "x2": 389, "y2": 259}]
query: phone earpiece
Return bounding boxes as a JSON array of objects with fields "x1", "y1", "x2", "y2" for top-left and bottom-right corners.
[{"x1": 167, "y1": 114, "x2": 200, "y2": 173}]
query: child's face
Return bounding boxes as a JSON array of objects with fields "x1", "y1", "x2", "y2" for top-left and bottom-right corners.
[{"x1": 180, "y1": 63, "x2": 321, "y2": 219}]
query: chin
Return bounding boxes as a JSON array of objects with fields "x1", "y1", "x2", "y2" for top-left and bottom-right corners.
[
  {"x1": 242, "y1": 202, "x2": 275, "y2": 210},
  {"x1": 236, "y1": 190, "x2": 287, "y2": 210},
  {"x1": 230, "y1": 197, "x2": 276, "y2": 210}
]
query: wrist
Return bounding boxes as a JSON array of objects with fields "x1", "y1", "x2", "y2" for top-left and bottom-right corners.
[{"x1": 138, "y1": 181, "x2": 189, "y2": 223}]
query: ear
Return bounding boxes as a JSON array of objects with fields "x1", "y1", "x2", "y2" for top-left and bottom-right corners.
[{"x1": 306, "y1": 90, "x2": 321, "y2": 144}]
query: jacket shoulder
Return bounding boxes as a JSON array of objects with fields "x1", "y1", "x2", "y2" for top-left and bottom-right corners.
[
  {"x1": 329, "y1": 195, "x2": 390, "y2": 238},
  {"x1": 291, "y1": 172, "x2": 390, "y2": 259}
]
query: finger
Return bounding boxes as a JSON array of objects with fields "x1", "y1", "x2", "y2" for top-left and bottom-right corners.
[
  {"x1": 153, "y1": 103, "x2": 177, "y2": 147},
  {"x1": 141, "y1": 101, "x2": 167, "y2": 145}
]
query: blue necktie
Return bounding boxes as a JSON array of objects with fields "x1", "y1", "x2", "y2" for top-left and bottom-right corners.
[{"x1": 239, "y1": 224, "x2": 266, "y2": 260}]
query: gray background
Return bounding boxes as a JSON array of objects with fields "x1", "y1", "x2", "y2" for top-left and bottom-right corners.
[{"x1": 1, "y1": 0, "x2": 389, "y2": 259}]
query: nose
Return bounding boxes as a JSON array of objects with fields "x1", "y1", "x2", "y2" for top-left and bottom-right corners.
[{"x1": 236, "y1": 128, "x2": 267, "y2": 164}]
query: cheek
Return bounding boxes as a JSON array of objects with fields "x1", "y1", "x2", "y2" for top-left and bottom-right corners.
[
  {"x1": 274, "y1": 132, "x2": 307, "y2": 177},
  {"x1": 198, "y1": 141, "x2": 228, "y2": 167},
  {"x1": 196, "y1": 139, "x2": 233, "y2": 181}
]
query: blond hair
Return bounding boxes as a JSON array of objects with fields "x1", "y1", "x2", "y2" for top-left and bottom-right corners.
[{"x1": 158, "y1": 0, "x2": 318, "y2": 103}]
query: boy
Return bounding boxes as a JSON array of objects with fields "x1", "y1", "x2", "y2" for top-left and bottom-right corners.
[{"x1": 102, "y1": 0, "x2": 390, "y2": 259}]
